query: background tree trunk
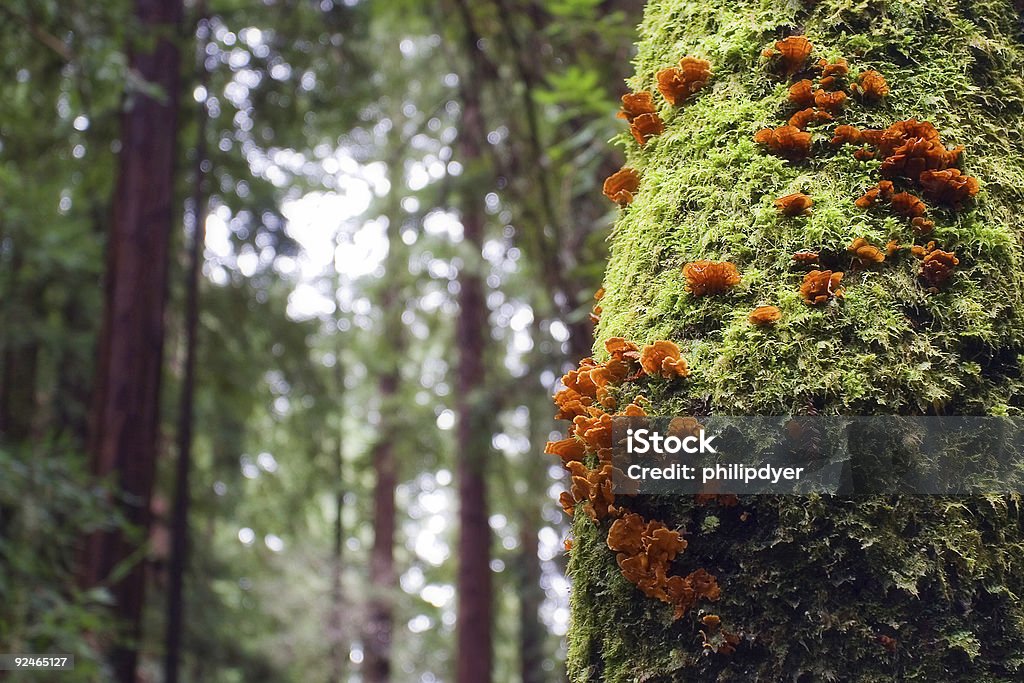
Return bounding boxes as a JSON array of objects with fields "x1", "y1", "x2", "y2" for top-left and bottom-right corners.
[
  {"x1": 329, "y1": 353, "x2": 347, "y2": 683},
  {"x1": 566, "y1": 0, "x2": 1024, "y2": 680},
  {"x1": 164, "y1": 10, "x2": 209, "y2": 683},
  {"x1": 454, "y1": 53, "x2": 495, "y2": 683},
  {"x1": 83, "y1": 0, "x2": 183, "y2": 679},
  {"x1": 364, "y1": 365, "x2": 398, "y2": 683}
]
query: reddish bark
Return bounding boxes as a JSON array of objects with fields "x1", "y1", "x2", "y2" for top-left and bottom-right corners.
[
  {"x1": 83, "y1": 0, "x2": 184, "y2": 680},
  {"x1": 164, "y1": 12, "x2": 209, "y2": 683},
  {"x1": 364, "y1": 367, "x2": 398, "y2": 683},
  {"x1": 453, "y1": 11, "x2": 494, "y2": 675}
]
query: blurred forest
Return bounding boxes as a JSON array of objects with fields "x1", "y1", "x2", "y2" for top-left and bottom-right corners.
[{"x1": 0, "y1": 0, "x2": 644, "y2": 681}]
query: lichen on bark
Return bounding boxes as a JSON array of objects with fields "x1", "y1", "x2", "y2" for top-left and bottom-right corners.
[{"x1": 567, "y1": 0, "x2": 1024, "y2": 680}]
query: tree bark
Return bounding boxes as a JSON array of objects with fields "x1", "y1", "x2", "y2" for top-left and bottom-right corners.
[
  {"x1": 363, "y1": 366, "x2": 398, "y2": 683},
  {"x1": 83, "y1": 0, "x2": 183, "y2": 679},
  {"x1": 517, "y1": 457, "x2": 546, "y2": 683},
  {"x1": 565, "y1": 1, "x2": 1024, "y2": 681},
  {"x1": 329, "y1": 355, "x2": 347, "y2": 683},
  {"x1": 453, "y1": 18, "x2": 494, "y2": 678},
  {"x1": 164, "y1": 10, "x2": 209, "y2": 683}
]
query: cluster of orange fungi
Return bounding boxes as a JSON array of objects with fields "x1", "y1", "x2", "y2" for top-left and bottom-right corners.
[
  {"x1": 656, "y1": 56, "x2": 712, "y2": 106},
  {"x1": 607, "y1": 513, "x2": 721, "y2": 619},
  {"x1": 617, "y1": 91, "x2": 663, "y2": 146},
  {"x1": 840, "y1": 117, "x2": 977, "y2": 286},
  {"x1": 603, "y1": 54, "x2": 713, "y2": 206},
  {"x1": 848, "y1": 237, "x2": 885, "y2": 265},
  {"x1": 800, "y1": 270, "x2": 844, "y2": 304},
  {"x1": 547, "y1": 337, "x2": 723, "y2": 619},
  {"x1": 758, "y1": 35, "x2": 973, "y2": 295}
]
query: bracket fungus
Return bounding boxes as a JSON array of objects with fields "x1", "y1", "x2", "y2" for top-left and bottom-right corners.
[
  {"x1": 800, "y1": 270, "x2": 844, "y2": 304},
  {"x1": 919, "y1": 168, "x2": 980, "y2": 207},
  {"x1": 788, "y1": 107, "x2": 832, "y2": 130},
  {"x1": 656, "y1": 56, "x2": 712, "y2": 105},
  {"x1": 813, "y1": 88, "x2": 846, "y2": 113},
  {"x1": 754, "y1": 125, "x2": 812, "y2": 159},
  {"x1": 831, "y1": 124, "x2": 862, "y2": 146},
  {"x1": 629, "y1": 112, "x2": 664, "y2": 146},
  {"x1": 815, "y1": 57, "x2": 847, "y2": 80},
  {"x1": 682, "y1": 260, "x2": 741, "y2": 296},
  {"x1": 639, "y1": 340, "x2": 690, "y2": 379},
  {"x1": 788, "y1": 79, "x2": 815, "y2": 107},
  {"x1": 762, "y1": 35, "x2": 814, "y2": 75},
  {"x1": 889, "y1": 192, "x2": 928, "y2": 219},
  {"x1": 848, "y1": 237, "x2": 885, "y2": 265},
  {"x1": 618, "y1": 92, "x2": 665, "y2": 146},
  {"x1": 617, "y1": 91, "x2": 656, "y2": 122},
  {"x1": 791, "y1": 250, "x2": 820, "y2": 266},
  {"x1": 749, "y1": 305, "x2": 782, "y2": 326},
  {"x1": 602, "y1": 167, "x2": 641, "y2": 206},
  {"x1": 775, "y1": 192, "x2": 813, "y2": 216},
  {"x1": 851, "y1": 70, "x2": 889, "y2": 100},
  {"x1": 919, "y1": 247, "x2": 960, "y2": 291}
]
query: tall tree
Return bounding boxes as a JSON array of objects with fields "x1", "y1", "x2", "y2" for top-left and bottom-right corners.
[
  {"x1": 82, "y1": 0, "x2": 184, "y2": 679},
  {"x1": 561, "y1": 0, "x2": 1024, "y2": 680},
  {"x1": 363, "y1": 244, "x2": 404, "y2": 682},
  {"x1": 328, "y1": 349, "x2": 347, "y2": 683},
  {"x1": 164, "y1": 8, "x2": 210, "y2": 683},
  {"x1": 452, "y1": 2, "x2": 496, "y2": 680}
]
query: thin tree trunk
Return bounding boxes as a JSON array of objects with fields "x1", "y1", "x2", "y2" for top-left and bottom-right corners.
[
  {"x1": 519, "y1": 320, "x2": 556, "y2": 683},
  {"x1": 517, "y1": 501, "x2": 545, "y2": 683},
  {"x1": 453, "y1": 22, "x2": 494, "y2": 678},
  {"x1": 329, "y1": 353, "x2": 347, "y2": 683},
  {"x1": 363, "y1": 368, "x2": 398, "y2": 683},
  {"x1": 82, "y1": 0, "x2": 184, "y2": 679},
  {"x1": 363, "y1": 203, "x2": 408, "y2": 681},
  {"x1": 164, "y1": 10, "x2": 209, "y2": 683}
]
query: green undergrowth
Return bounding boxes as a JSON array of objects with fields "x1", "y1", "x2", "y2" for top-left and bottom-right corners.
[{"x1": 568, "y1": 0, "x2": 1024, "y2": 680}]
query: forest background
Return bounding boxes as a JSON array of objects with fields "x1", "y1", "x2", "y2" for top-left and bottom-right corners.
[{"x1": 0, "y1": 0, "x2": 644, "y2": 681}]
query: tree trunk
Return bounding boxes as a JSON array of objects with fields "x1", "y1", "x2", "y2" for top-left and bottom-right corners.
[
  {"x1": 565, "y1": 1, "x2": 1024, "y2": 681},
  {"x1": 454, "y1": 41, "x2": 494, "y2": 683},
  {"x1": 83, "y1": 0, "x2": 183, "y2": 679},
  {"x1": 517, "y1": 461, "x2": 546, "y2": 683},
  {"x1": 361, "y1": 184, "x2": 412, "y2": 681},
  {"x1": 329, "y1": 355, "x2": 347, "y2": 683},
  {"x1": 363, "y1": 366, "x2": 398, "y2": 683},
  {"x1": 164, "y1": 11, "x2": 209, "y2": 683}
]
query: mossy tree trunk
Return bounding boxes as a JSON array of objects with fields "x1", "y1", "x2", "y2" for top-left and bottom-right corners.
[{"x1": 567, "y1": 0, "x2": 1024, "y2": 681}]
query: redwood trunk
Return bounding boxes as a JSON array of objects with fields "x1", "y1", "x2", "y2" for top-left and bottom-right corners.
[
  {"x1": 454, "y1": 79, "x2": 494, "y2": 683},
  {"x1": 83, "y1": 0, "x2": 183, "y2": 679},
  {"x1": 364, "y1": 367, "x2": 398, "y2": 683},
  {"x1": 164, "y1": 12, "x2": 209, "y2": 683}
]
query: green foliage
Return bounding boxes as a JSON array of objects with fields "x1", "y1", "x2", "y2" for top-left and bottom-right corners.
[{"x1": 0, "y1": 444, "x2": 126, "y2": 682}]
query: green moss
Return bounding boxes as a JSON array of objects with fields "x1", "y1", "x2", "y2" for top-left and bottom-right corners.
[{"x1": 568, "y1": 0, "x2": 1024, "y2": 680}]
